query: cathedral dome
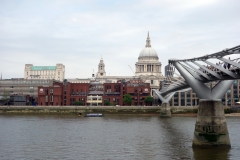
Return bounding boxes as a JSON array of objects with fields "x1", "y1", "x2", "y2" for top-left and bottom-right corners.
[
  {"x1": 138, "y1": 32, "x2": 159, "y2": 60},
  {"x1": 139, "y1": 47, "x2": 158, "y2": 58}
]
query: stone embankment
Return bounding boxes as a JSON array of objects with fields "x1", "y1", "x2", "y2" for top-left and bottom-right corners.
[
  {"x1": 0, "y1": 106, "x2": 198, "y2": 115},
  {"x1": 0, "y1": 106, "x2": 238, "y2": 116}
]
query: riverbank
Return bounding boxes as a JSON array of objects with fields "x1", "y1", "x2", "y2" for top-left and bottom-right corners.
[
  {"x1": 0, "y1": 106, "x2": 239, "y2": 116},
  {"x1": 0, "y1": 105, "x2": 196, "y2": 115}
]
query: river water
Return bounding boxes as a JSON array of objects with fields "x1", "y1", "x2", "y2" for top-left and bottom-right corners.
[{"x1": 0, "y1": 114, "x2": 239, "y2": 160}]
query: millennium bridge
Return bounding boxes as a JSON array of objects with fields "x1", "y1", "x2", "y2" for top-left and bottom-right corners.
[{"x1": 154, "y1": 45, "x2": 240, "y2": 148}]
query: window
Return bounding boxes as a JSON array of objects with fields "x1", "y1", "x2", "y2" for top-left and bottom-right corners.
[
  {"x1": 151, "y1": 80, "x2": 153, "y2": 84},
  {"x1": 45, "y1": 96, "x2": 48, "y2": 102}
]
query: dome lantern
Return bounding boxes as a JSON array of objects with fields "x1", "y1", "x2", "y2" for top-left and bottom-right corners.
[{"x1": 138, "y1": 32, "x2": 159, "y2": 60}]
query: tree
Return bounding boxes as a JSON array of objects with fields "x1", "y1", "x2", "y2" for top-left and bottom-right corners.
[
  {"x1": 144, "y1": 96, "x2": 154, "y2": 106},
  {"x1": 104, "y1": 100, "x2": 110, "y2": 106},
  {"x1": 73, "y1": 101, "x2": 83, "y2": 106},
  {"x1": 123, "y1": 94, "x2": 132, "y2": 105},
  {"x1": 0, "y1": 91, "x2": 10, "y2": 105}
]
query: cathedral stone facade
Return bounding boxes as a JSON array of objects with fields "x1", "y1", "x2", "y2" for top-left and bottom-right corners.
[
  {"x1": 85, "y1": 32, "x2": 164, "y2": 95},
  {"x1": 96, "y1": 56, "x2": 106, "y2": 78},
  {"x1": 135, "y1": 32, "x2": 162, "y2": 77}
]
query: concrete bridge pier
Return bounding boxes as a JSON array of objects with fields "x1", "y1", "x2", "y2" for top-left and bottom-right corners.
[
  {"x1": 192, "y1": 99, "x2": 231, "y2": 148},
  {"x1": 160, "y1": 102, "x2": 171, "y2": 118}
]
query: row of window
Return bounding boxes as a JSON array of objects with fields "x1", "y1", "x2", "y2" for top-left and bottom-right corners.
[
  {"x1": 26, "y1": 71, "x2": 60, "y2": 75},
  {"x1": 0, "y1": 80, "x2": 49, "y2": 84}
]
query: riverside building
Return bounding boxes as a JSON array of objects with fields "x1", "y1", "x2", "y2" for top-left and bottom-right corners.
[
  {"x1": 37, "y1": 79, "x2": 151, "y2": 106},
  {"x1": 0, "y1": 78, "x2": 61, "y2": 103},
  {"x1": 24, "y1": 64, "x2": 65, "y2": 81}
]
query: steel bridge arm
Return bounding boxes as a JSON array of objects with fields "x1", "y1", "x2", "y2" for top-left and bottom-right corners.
[
  {"x1": 204, "y1": 60, "x2": 238, "y2": 78},
  {"x1": 218, "y1": 57, "x2": 240, "y2": 68},
  {"x1": 183, "y1": 62, "x2": 214, "y2": 80},
  {"x1": 173, "y1": 61, "x2": 212, "y2": 99},
  {"x1": 191, "y1": 61, "x2": 222, "y2": 79}
]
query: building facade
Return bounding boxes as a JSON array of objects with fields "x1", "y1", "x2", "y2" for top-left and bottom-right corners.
[
  {"x1": 0, "y1": 79, "x2": 59, "y2": 99},
  {"x1": 135, "y1": 32, "x2": 164, "y2": 94},
  {"x1": 38, "y1": 79, "x2": 151, "y2": 106},
  {"x1": 24, "y1": 64, "x2": 65, "y2": 81},
  {"x1": 135, "y1": 32, "x2": 162, "y2": 77},
  {"x1": 85, "y1": 32, "x2": 164, "y2": 96},
  {"x1": 96, "y1": 56, "x2": 106, "y2": 78}
]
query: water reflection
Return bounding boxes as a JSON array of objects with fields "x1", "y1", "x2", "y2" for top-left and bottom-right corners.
[
  {"x1": 193, "y1": 148, "x2": 230, "y2": 160},
  {"x1": 158, "y1": 117, "x2": 195, "y2": 159}
]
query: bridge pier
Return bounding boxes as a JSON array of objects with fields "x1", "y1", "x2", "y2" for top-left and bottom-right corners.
[
  {"x1": 192, "y1": 99, "x2": 231, "y2": 148},
  {"x1": 160, "y1": 102, "x2": 171, "y2": 118}
]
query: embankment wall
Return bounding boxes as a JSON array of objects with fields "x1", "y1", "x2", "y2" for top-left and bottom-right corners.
[{"x1": 0, "y1": 106, "x2": 199, "y2": 115}]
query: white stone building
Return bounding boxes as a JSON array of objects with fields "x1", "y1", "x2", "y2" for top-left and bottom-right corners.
[
  {"x1": 135, "y1": 32, "x2": 162, "y2": 77},
  {"x1": 24, "y1": 64, "x2": 65, "y2": 81},
  {"x1": 96, "y1": 56, "x2": 106, "y2": 78},
  {"x1": 135, "y1": 32, "x2": 164, "y2": 93}
]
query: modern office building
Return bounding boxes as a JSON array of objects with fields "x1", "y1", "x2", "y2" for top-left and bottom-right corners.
[{"x1": 0, "y1": 79, "x2": 61, "y2": 99}]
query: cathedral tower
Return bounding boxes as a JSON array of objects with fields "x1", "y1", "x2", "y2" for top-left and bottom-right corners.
[{"x1": 96, "y1": 56, "x2": 106, "y2": 78}]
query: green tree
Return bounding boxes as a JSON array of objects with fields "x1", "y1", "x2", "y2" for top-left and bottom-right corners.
[
  {"x1": 104, "y1": 100, "x2": 110, "y2": 106},
  {"x1": 73, "y1": 101, "x2": 83, "y2": 106},
  {"x1": 1, "y1": 91, "x2": 10, "y2": 105},
  {"x1": 144, "y1": 96, "x2": 154, "y2": 106},
  {"x1": 123, "y1": 94, "x2": 132, "y2": 105}
]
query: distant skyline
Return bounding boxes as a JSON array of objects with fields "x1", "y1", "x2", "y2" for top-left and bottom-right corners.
[{"x1": 1, "y1": 0, "x2": 240, "y2": 79}]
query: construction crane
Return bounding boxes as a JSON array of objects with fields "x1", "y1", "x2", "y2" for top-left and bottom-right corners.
[{"x1": 128, "y1": 65, "x2": 135, "y2": 76}]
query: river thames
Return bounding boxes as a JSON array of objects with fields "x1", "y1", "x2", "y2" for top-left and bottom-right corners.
[{"x1": 0, "y1": 114, "x2": 239, "y2": 160}]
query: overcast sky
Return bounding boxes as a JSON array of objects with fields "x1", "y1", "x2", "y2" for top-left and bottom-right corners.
[{"x1": 0, "y1": 0, "x2": 240, "y2": 79}]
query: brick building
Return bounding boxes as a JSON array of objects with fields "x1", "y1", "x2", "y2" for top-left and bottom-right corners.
[
  {"x1": 38, "y1": 79, "x2": 151, "y2": 106},
  {"x1": 38, "y1": 81, "x2": 64, "y2": 106}
]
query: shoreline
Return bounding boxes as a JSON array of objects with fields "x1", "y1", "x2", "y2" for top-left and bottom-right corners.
[{"x1": 0, "y1": 106, "x2": 239, "y2": 116}]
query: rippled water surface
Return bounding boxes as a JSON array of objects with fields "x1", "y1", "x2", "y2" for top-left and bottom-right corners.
[{"x1": 0, "y1": 114, "x2": 239, "y2": 160}]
